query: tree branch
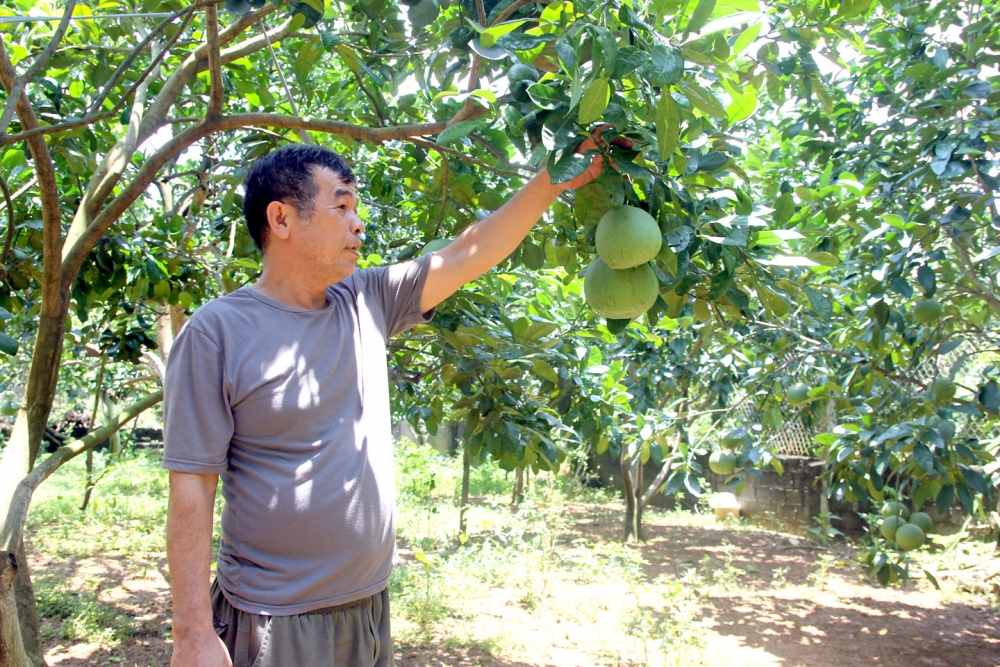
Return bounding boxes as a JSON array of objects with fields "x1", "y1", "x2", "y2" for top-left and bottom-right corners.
[
  {"x1": 205, "y1": 2, "x2": 224, "y2": 118},
  {"x1": 0, "y1": 172, "x2": 14, "y2": 273},
  {"x1": 952, "y1": 231, "x2": 1000, "y2": 315},
  {"x1": 493, "y1": 0, "x2": 542, "y2": 24},
  {"x1": 1, "y1": 390, "x2": 163, "y2": 550},
  {"x1": 0, "y1": 38, "x2": 62, "y2": 319},
  {"x1": 0, "y1": 0, "x2": 77, "y2": 136},
  {"x1": 61, "y1": 108, "x2": 490, "y2": 286},
  {"x1": 410, "y1": 136, "x2": 529, "y2": 179},
  {"x1": 88, "y1": 3, "x2": 202, "y2": 116}
]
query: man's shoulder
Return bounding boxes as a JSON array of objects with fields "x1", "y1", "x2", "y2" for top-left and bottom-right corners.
[{"x1": 181, "y1": 288, "x2": 259, "y2": 338}]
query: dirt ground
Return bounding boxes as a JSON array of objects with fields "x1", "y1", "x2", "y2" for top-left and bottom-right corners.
[{"x1": 35, "y1": 502, "x2": 1000, "y2": 667}]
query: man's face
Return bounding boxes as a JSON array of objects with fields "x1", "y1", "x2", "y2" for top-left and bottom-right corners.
[{"x1": 294, "y1": 167, "x2": 365, "y2": 285}]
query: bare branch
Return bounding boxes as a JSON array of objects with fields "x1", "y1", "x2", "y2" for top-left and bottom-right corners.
[
  {"x1": 1, "y1": 390, "x2": 163, "y2": 550},
  {"x1": 205, "y1": 3, "x2": 224, "y2": 118},
  {"x1": 0, "y1": 172, "x2": 14, "y2": 271},
  {"x1": 493, "y1": 0, "x2": 541, "y2": 24},
  {"x1": 0, "y1": 0, "x2": 77, "y2": 136}
]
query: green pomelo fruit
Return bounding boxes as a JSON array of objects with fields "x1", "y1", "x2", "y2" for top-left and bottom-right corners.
[
  {"x1": 508, "y1": 63, "x2": 540, "y2": 84},
  {"x1": 879, "y1": 515, "x2": 903, "y2": 541},
  {"x1": 583, "y1": 256, "x2": 659, "y2": 320},
  {"x1": 420, "y1": 238, "x2": 451, "y2": 256},
  {"x1": 931, "y1": 377, "x2": 956, "y2": 403},
  {"x1": 720, "y1": 428, "x2": 743, "y2": 450},
  {"x1": 895, "y1": 523, "x2": 925, "y2": 551},
  {"x1": 880, "y1": 501, "x2": 909, "y2": 520},
  {"x1": 709, "y1": 450, "x2": 737, "y2": 475},
  {"x1": 787, "y1": 383, "x2": 811, "y2": 406},
  {"x1": 0, "y1": 400, "x2": 17, "y2": 417},
  {"x1": 913, "y1": 298, "x2": 942, "y2": 324},
  {"x1": 909, "y1": 512, "x2": 933, "y2": 533},
  {"x1": 594, "y1": 206, "x2": 662, "y2": 269}
]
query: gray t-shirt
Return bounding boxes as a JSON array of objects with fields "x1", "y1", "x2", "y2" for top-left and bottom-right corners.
[{"x1": 162, "y1": 257, "x2": 432, "y2": 615}]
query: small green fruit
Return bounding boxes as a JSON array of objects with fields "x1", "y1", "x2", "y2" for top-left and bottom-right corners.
[
  {"x1": 879, "y1": 515, "x2": 903, "y2": 541},
  {"x1": 880, "y1": 501, "x2": 909, "y2": 520},
  {"x1": 895, "y1": 523, "x2": 925, "y2": 551},
  {"x1": 0, "y1": 399, "x2": 17, "y2": 417},
  {"x1": 720, "y1": 428, "x2": 743, "y2": 450},
  {"x1": 913, "y1": 298, "x2": 942, "y2": 324},
  {"x1": 709, "y1": 450, "x2": 737, "y2": 475},
  {"x1": 909, "y1": 512, "x2": 933, "y2": 533},
  {"x1": 786, "y1": 383, "x2": 811, "y2": 406},
  {"x1": 931, "y1": 377, "x2": 956, "y2": 404}
]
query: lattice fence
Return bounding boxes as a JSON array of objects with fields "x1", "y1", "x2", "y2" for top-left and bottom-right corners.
[{"x1": 726, "y1": 344, "x2": 995, "y2": 457}]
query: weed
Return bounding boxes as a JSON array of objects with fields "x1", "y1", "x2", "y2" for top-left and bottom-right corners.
[
  {"x1": 35, "y1": 577, "x2": 134, "y2": 644},
  {"x1": 807, "y1": 553, "x2": 837, "y2": 589}
]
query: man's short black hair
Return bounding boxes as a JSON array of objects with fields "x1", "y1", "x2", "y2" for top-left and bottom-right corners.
[{"x1": 242, "y1": 144, "x2": 356, "y2": 252}]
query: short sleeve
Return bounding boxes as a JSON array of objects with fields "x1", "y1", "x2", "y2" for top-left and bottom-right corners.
[
  {"x1": 162, "y1": 325, "x2": 234, "y2": 474},
  {"x1": 362, "y1": 254, "x2": 435, "y2": 338}
]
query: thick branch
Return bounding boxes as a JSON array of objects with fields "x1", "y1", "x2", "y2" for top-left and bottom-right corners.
[
  {"x1": 1, "y1": 390, "x2": 163, "y2": 550},
  {"x1": 61, "y1": 108, "x2": 490, "y2": 285},
  {"x1": 0, "y1": 173, "x2": 14, "y2": 271},
  {"x1": 205, "y1": 2, "x2": 224, "y2": 118},
  {"x1": 0, "y1": 39, "x2": 61, "y2": 318},
  {"x1": 0, "y1": 0, "x2": 77, "y2": 136},
  {"x1": 640, "y1": 459, "x2": 673, "y2": 509}
]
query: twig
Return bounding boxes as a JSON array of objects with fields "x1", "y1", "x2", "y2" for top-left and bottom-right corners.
[
  {"x1": 410, "y1": 137, "x2": 529, "y2": 179},
  {"x1": 470, "y1": 134, "x2": 532, "y2": 172},
  {"x1": 493, "y1": 0, "x2": 542, "y2": 24},
  {"x1": 350, "y1": 68, "x2": 388, "y2": 126},
  {"x1": 0, "y1": 0, "x2": 77, "y2": 136},
  {"x1": 88, "y1": 3, "x2": 202, "y2": 115},
  {"x1": 432, "y1": 152, "x2": 450, "y2": 239},
  {"x1": 0, "y1": 172, "x2": 15, "y2": 270},
  {"x1": 257, "y1": 18, "x2": 311, "y2": 144}
]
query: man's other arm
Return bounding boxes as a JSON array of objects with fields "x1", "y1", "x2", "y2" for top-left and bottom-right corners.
[
  {"x1": 419, "y1": 155, "x2": 603, "y2": 313},
  {"x1": 167, "y1": 471, "x2": 232, "y2": 667}
]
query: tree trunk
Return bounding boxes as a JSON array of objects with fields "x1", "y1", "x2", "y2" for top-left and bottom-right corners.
[
  {"x1": 511, "y1": 467, "x2": 524, "y2": 511},
  {"x1": 459, "y1": 449, "x2": 470, "y2": 536},
  {"x1": 13, "y1": 540, "x2": 42, "y2": 667},
  {"x1": 0, "y1": 552, "x2": 28, "y2": 667},
  {"x1": 621, "y1": 448, "x2": 644, "y2": 542}
]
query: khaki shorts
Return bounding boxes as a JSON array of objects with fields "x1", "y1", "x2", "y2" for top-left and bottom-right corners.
[{"x1": 210, "y1": 580, "x2": 394, "y2": 667}]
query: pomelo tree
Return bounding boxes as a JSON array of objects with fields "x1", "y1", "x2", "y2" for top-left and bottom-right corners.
[{"x1": 1, "y1": 0, "x2": 999, "y2": 662}]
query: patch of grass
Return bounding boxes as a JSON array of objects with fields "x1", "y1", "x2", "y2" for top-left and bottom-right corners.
[{"x1": 35, "y1": 576, "x2": 135, "y2": 644}]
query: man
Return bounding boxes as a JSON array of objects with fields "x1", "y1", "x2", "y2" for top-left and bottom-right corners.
[{"x1": 163, "y1": 140, "x2": 603, "y2": 667}]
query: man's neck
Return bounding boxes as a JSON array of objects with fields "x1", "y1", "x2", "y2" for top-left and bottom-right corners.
[{"x1": 251, "y1": 267, "x2": 331, "y2": 310}]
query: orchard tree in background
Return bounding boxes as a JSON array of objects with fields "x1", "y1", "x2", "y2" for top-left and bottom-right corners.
[{"x1": 0, "y1": 0, "x2": 998, "y2": 663}]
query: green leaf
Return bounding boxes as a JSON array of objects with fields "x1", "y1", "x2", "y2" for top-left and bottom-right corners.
[
  {"x1": 408, "y1": 0, "x2": 440, "y2": 33},
  {"x1": 436, "y1": 119, "x2": 481, "y2": 145},
  {"x1": 962, "y1": 467, "x2": 990, "y2": 495},
  {"x1": 936, "y1": 483, "x2": 955, "y2": 515},
  {"x1": 732, "y1": 22, "x2": 762, "y2": 57},
  {"x1": 497, "y1": 32, "x2": 550, "y2": 51},
  {"x1": 656, "y1": 89, "x2": 679, "y2": 161},
  {"x1": 610, "y1": 154, "x2": 653, "y2": 181},
  {"x1": 612, "y1": 46, "x2": 649, "y2": 78},
  {"x1": 912, "y1": 442, "x2": 935, "y2": 475},
  {"x1": 578, "y1": 77, "x2": 610, "y2": 124},
  {"x1": 685, "y1": 0, "x2": 716, "y2": 34},
  {"x1": 678, "y1": 81, "x2": 726, "y2": 119},
  {"x1": 606, "y1": 318, "x2": 631, "y2": 334},
  {"x1": 647, "y1": 45, "x2": 684, "y2": 87},
  {"x1": 0, "y1": 332, "x2": 17, "y2": 356},
  {"x1": 526, "y1": 83, "x2": 563, "y2": 109},
  {"x1": 547, "y1": 146, "x2": 595, "y2": 184},
  {"x1": 0, "y1": 306, "x2": 12, "y2": 320},
  {"x1": 480, "y1": 19, "x2": 528, "y2": 47},
  {"x1": 802, "y1": 285, "x2": 833, "y2": 318},
  {"x1": 917, "y1": 265, "x2": 937, "y2": 297}
]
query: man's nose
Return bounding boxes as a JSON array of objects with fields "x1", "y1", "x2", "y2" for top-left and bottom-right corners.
[{"x1": 351, "y1": 213, "x2": 366, "y2": 238}]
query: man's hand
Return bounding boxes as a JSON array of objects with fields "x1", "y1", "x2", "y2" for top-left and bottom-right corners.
[
  {"x1": 557, "y1": 127, "x2": 633, "y2": 191},
  {"x1": 170, "y1": 629, "x2": 232, "y2": 667}
]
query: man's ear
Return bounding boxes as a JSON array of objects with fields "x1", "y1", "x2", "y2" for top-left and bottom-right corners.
[{"x1": 266, "y1": 201, "x2": 293, "y2": 242}]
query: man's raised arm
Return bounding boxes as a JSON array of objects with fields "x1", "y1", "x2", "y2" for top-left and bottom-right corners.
[{"x1": 419, "y1": 149, "x2": 604, "y2": 313}]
